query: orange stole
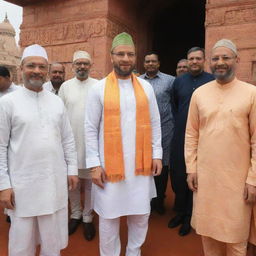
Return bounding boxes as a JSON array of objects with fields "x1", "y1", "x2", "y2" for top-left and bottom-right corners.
[{"x1": 104, "y1": 71, "x2": 152, "y2": 182}]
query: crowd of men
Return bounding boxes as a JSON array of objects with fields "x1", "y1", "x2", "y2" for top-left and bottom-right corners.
[{"x1": 0, "y1": 32, "x2": 256, "y2": 256}]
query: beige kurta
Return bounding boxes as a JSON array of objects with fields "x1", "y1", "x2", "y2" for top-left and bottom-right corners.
[
  {"x1": 59, "y1": 76, "x2": 98, "y2": 178},
  {"x1": 185, "y1": 78, "x2": 256, "y2": 243}
]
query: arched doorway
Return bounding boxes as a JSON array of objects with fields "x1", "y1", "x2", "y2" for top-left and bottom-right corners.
[{"x1": 137, "y1": 0, "x2": 206, "y2": 76}]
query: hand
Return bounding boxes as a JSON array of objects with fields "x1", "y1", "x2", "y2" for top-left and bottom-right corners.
[
  {"x1": 91, "y1": 166, "x2": 105, "y2": 189},
  {"x1": 244, "y1": 183, "x2": 256, "y2": 204},
  {"x1": 152, "y1": 159, "x2": 162, "y2": 176},
  {"x1": 187, "y1": 173, "x2": 198, "y2": 192},
  {"x1": 0, "y1": 188, "x2": 15, "y2": 210},
  {"x1": 68, "y1": 175, "x2": 79, "y2": 191}
]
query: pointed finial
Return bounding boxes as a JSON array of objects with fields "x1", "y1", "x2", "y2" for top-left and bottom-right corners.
[{"x1": 4, "y1": 12, "x2": 9, "y2": 22}]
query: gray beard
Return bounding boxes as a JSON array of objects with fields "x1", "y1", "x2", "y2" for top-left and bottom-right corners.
[{"x1": 76, "y1": 70, "x2": 89, "y2": 79}]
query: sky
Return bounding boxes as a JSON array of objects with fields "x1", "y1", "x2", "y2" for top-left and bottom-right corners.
[{"x1": 0, "y1": 0, "x2": 23, "y2": 44}]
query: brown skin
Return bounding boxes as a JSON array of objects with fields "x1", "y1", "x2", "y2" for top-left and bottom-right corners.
[
  {"x1": 110, "y1": 45, "x2": 136, "y2": 79},
  {"x1": 49, "y1": 63, "x2": 65, "y2": 90},
  {"x1": 0, "y1": 75, "x2": 12, "y2": 92},
  {"x1": 21, "y1": 56, "x2": 49, "y2": 92},
  {"x1": 144, "y1": 54, "x2": 160, "y2": 78},
  {"x1": 210, "y1": 47, "x2": 239, "y2": 85},
  {"x1": 176, "y1": 60, "x2": 188, "y2": 76},
  {"x1": 73, "y1": 58, "x2": 91, "y2": 81},
  {"x1": 187, "y1": 50, "x2": 205, "y2": 76}
]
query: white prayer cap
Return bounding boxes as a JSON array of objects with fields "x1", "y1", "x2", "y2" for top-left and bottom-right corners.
[
  {"x1": 73, "y1": 50, "x2": 92, "y2": 63},
  {"x1": 21, "y1": 44, "x2": 48, "y2": 61},
  {"x1": 212, "y1": 39, "x2": 237, "y2": 55}
]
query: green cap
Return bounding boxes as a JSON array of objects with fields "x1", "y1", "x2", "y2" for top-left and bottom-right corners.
[{"x1": 111, "y1": 32, "x2": 135, "y2": 51}]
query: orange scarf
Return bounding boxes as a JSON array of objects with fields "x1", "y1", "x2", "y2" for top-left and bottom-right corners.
[{"x1": 104, "y1": 71, "x2": 152, "y2": 182}]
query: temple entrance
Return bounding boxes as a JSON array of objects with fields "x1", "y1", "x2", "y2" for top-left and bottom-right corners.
[{"x1": 138, "y1": 0, "x2": 206, "y2": 76}]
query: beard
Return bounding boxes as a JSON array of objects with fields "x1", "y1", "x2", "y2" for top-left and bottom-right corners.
[
  {"x1": 113, "y1": 63, "x2": 135, "y2": 77},
  {"x1": 23, "y1": 74, "x2": 45, "y2": 88},
  {"x1": 75, "y1": 69, "x2": 89, "y2": 79},
  {"x1": 51, "y1": 78, "x2": 64, "y2": 87},
  {"x1": 211, "y1": 65, "x2": 234, "y2": 81}
]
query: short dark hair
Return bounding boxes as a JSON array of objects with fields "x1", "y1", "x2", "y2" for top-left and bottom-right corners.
[
  {"x1": 187, "y1": 47, "x2": 205, "y2": 58},
  {"x1": 144, "y1": 52, "x2": 159, "y2": 61},
  {"x1": 49, "y1": 62, "x2": 65, "y2": 72},
  {"x1": 0, "y1": 66, "x2": 10, "y2": 78}
]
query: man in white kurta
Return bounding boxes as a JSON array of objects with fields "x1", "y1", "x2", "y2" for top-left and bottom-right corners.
[
  {"x1": 0, "y1": 44, "x2": 78, "y2": 256},
  {"x1": 185, "y1": 39, "x2": 256, "y2": 256},
  {"x1": 85, "y1": 32, "x2": 162, "y2": 256},
  {"x1": 59, "y1": 50, "x2": 98, "y2": 240},
  {"x1": 43, "y1": 62, "x2": 65, "y2": 94}
]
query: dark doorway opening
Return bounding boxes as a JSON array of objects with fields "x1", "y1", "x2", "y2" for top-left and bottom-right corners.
[{"x1": 149, "y1": 0, "x2": 206, "y2": 76}]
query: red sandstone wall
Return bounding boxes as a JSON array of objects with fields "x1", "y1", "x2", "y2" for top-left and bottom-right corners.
[
  {"x1": 205, "y1": 0, "x2": 256, "y2": 85},
  {"x1": 19, "y1": 0, "x2": 110, "y2": 79}
]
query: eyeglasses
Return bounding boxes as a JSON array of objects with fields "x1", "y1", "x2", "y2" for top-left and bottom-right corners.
[
  {"x1": 211, "y1": 56, "x2": 235, "y2": 62},
  {"x1": 74, "y1": 62, "x2": 91, "y2": 66},
  {"x1": 111, "y1": 52, "x2": 136, "y2": 58}
]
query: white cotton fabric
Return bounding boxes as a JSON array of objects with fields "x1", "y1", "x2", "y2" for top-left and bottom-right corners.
[
  {"x1": 8, "y1": 207, "x2": 68, "y2": 256},
  {"x1": 58, "y1": 76, "x2": 98, "y2": 178},
  {"x1": 99, "y1": 214, "x2": 150, "y2": 256},
  {"x1": 85, "y1": 77, "x2": 162, "y2": 219},
  {"x1": 0, "y1": 87, "x2": 77, "y2": 217}
]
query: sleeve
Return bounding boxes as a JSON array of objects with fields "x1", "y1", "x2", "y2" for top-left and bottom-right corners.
[
  {"x1": 60, "y1": 106, "x2": 78, "y2": 175},
  {"x1": 84, "y1": 85, "x2": 103, "y2": 168},
  {"x1": 246, "y1": 91, "x2": 256, "y2": 186},
  {"x1": 147, "y1": 85, "x2": 163, "y2": 159},
  {"x1": 0, "y1": 100, "x2": 12, "y2": 190},
  {"x1": 185, "y1": 92, "x2": 199, "y2": 174},
  {"x1": 170, "y1": 78, "x2": 178, "y2": 118}
]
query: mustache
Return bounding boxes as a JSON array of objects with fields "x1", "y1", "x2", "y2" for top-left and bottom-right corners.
[{"x1": 30, "y1": 74, "x2": 44, "y2": 79}]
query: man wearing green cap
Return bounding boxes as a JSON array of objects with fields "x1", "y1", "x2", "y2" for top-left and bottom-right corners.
[
  {"x1": 85, "y1": 32, "x2": 162, "y2": 256},
  {"x1": 185, "y1": 39, "x2": 256, "y2": 256}
]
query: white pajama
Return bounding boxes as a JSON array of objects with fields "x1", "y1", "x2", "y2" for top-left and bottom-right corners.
[
  {"x1": 99, "y1": 214, "x2": 150, "y2": 256},
  {"x1": 69, "y1": 177, "x2": 93, "y2": 223},
  {"x1": 8, "y1": 207, "x2": 68, "y2": 256}
]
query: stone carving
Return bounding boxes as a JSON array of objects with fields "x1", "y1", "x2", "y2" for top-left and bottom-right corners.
[
  {"x1": 20, "y1": 19, "x2": 107, "y2": 47},
  {"x1": 206, "y1": 5, "x2": 256, "y2": 26}
]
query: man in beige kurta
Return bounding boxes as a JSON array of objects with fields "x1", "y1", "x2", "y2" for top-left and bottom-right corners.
[
  {"x1": 185, "y1": 39, "x2": 256, "y2": 256},
  {"x1": 58, "y1": 50, "x2": 98, "y2": 241}
]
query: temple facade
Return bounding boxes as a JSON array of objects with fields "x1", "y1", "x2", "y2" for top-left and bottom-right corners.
[
  {"x1": 5, "y1": 0, "x2": 256, "y2": 84},
  {"x1": 0, "y1": 14, "x2": 21, "y2": 83}
]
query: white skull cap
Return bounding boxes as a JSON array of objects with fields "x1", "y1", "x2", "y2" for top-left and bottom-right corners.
[
  {"x1": 21, "y1": 44, "x2": 48, "y2": 61},
  {"x1": 212, "y1": 39, "x2": 237, "y2": 55},
  {"x1": 73, "y1": 50, "x2": 92, "y2": 63}
]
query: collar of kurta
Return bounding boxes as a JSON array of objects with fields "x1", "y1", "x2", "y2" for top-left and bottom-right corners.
[
  {"x1": 23, "y1": 86, "x2": 45, "y2": 97},
  {"x1": 74, "y1": 76, "x2": 90, "y2": 84}
]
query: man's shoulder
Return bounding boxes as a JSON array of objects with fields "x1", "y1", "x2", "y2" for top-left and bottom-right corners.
[
  {"x1": 61, "y1": 77, "x2": 76, "y2": 86},
  {"x1": 159, "y1": 71, "x2": 175, "y2": 80},
  {"x1": 201, "y1": 71, "x2": 215, "y2": 79}
]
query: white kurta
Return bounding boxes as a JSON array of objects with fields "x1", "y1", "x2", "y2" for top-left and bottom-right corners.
[
  {"x1": 0, "y1": 87, "x2": 78, "y2": 217},
  {"x1": 59, "y1": 77, "x2": 98, "y2": 178},
  {"x1": 85, "y1": 77, "x2": 162, "y2": 219},
  {"x1": 43, "y1": 81, "x2": 57, "y2": 94}
]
